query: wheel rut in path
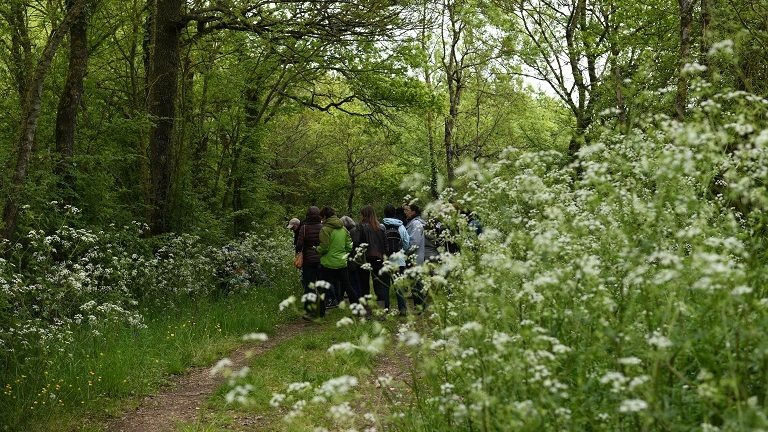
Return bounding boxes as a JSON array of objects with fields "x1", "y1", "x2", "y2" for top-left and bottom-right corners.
[{"x1": 108, "y1": 320, "x2": 316, "y2": 432}]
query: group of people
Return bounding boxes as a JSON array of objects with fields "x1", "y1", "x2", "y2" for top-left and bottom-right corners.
[{"x1": 287, "y1": 203, "x2": 438, "y2": 319}]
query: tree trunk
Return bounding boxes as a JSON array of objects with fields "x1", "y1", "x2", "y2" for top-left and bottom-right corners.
[
  {"x1": 54, "y1": 0, "x2": 90, "y2": 194},
  {"x1": 2, "y1": 0, "x2": 87, "y2": 240},
  {"x1": 442, "y1": 0, "x2": 462, "y2": 186},
  {"x1": 192, "y1": 61, "x2": 211, "y2": 194},
  {"x1": 427, "y1": 109, "x2": 438, "y2": 199},
  {"x1": 7, "y1": 1, "x2": 33, "y2": 102},
  {"x1": 610, "y1": 47, "x2": 627, "y2": 128},
  {"x1": 419, "y1": 2, "x2": 439, "y2": 198},
  {"x1": 346, "y1": 148, "x2": 356, "y2": 215},
  {"x1": 232, "y1": 144, "x2": 245, "y2": 235},
  {"x1": 700, "y1": 0, "x2": 711, "y2": 67},
  {"x1": 444, "y1": 112, "x2": 456, "y2": 185},
  {"x1": 347, "y1": 176, "x2": 356, "y2": 216},
  {"x1": 146, "y1": 0, "x2": 183, "y2": 234},
  {"x1": 675, "y1": 0, "x2": 694, "y2": 120}
]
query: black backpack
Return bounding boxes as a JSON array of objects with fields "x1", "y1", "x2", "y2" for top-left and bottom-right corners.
[{"x1": 383, "y1": 223, "x2": 403, "y2": 256}]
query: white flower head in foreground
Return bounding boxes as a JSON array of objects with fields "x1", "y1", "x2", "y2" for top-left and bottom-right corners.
[
  {"x1": 329, "y1": 401, "x2": 355, "y2": 422},
  {"x1": 287, "y1": 381, "x2": 311, "y2": 393},
  {"x1": 377, "y1": 374, "x2": 393, "y2": 387},
  {"x1": 398, "y1": 325, "x2": 422, "y2": 346},
  {"x1": 618, "y1": 356, "x2": 642, "y2": 366},
  {"x1": 279, "y1": 295, "x2": 296, "y2": 311},
  {"x1": 646, "y1": 331, "x2": 673, "y2": 349},
  {"x1": 270, "y1": 392, "x2": 286, "y2": 407},
  {"x1": 731, "y1": 285, "x2": 753, "y2": 296},
  {"x1": 328, "y1": 342, "x2": 356, "y2": 354},
  {"x1": 210, "y1": 358, "x2": 233, "y2": 377},
  {"x1": 336, "y1": 317, "x2": 355, "y2": 327},
  {"x1": 313, "y1": 280, "x2": 332, "y2": 290},
  {"x1": 225, "y1": 384, "x2": 254, "y2": 405},
  {"x1": 302, "y1": 292, "x2": 318, "y2": 303},
  {"x1": 316, "y1": 375, "x2": 358, "y2": 397},
  {"x1": 708, "y1": 39, "x2": 734, "y2": 56},
  {"x1": 242, "y1": 332, "x2": 268, "y2": 342},
  {"x1": 350, "y1": 302, "x2": 367, "y2": 316},
  {"x1": 618, "y1": 398, "x2": 648, "y2": 413},
  {"x1": 460, "y1": 321, "x2": 483, "y2": 333},
  {"x1": 398, "y1": 330, "x2": 422, "y2": 346}
]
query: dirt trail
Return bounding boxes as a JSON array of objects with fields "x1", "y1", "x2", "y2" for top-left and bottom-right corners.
[{"x1": 107, "y1": 320, "x2": 315, "y2": 432}]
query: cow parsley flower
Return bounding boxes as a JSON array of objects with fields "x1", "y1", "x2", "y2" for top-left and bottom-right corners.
[
  {"x1": 646, "y1": 331, "x2": 672, "y2": 349},
  {"x1": 242, "y1": 332, "x2": 268, "y2": 342},
  {"x1": 279, "y1": 296, "x2": 296, "y2": 311},
  {"x1": 618, "y1": 398, "x2": 648, "y2": 413},
  {"x1": 336, "y1": 317, "x2": 354, "y2": 327}
]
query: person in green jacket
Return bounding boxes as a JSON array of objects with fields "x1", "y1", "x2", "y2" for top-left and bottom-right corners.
[{"x1": 315, "y1": 206, "x2": 358, "y2": 316}]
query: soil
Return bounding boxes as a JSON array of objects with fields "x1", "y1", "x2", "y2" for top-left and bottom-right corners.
[{"x1": 107, "y1": 320, "x2": 314, "y2": 432}]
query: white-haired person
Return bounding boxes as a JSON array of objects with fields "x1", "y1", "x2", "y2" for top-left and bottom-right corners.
[{"x1": 287, "y1": 217, "x2": 301, "y2": 247}]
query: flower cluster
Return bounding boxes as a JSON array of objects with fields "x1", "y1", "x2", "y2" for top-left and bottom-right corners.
[
  {"x1": 1, "y1": 225, "x2": 293, "y2": 368},
  {"x1": 387, "y1": 89, "x2": 768, "y2": 430}
]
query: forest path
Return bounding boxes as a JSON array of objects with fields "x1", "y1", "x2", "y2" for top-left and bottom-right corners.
[
  {"x1": 352, "y1": 342, "x2": 415, "y2": 428},
  {"x1": 106, "y1": 320, "x2": 317, "y2": 432}
]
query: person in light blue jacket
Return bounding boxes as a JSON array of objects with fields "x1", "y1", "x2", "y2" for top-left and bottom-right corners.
[
  {"x1": 382, "y1": 204, "x2": 410, "y2": 314},
  {"x1": 404, "y1": 202, "x2": 427, "y2": 311}
]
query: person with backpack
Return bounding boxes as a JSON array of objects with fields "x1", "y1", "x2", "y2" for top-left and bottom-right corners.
[
  {"x1": 295, "y1": 207, "x2": 323, "y2": 318},
  {"x1": 357, "y1": 206, "x2": 386, "y2": 304},
  {"x1": 316, "y1": 206, "x2": 357, "y2": 315},
  {"x1": 382, "y1": 204, "x2": 410, "y2": 315},
  {"x1": 403, "y1": 202, "x2": 427, "y2": 311}
]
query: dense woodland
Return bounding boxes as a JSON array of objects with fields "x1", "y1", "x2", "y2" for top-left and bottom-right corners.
[
  {"x1": 3, "y1": 0, "x2": 768, "y2": 430},
  {"x1": 2, "y1": 0, "x2": 763, "y2": 239}
]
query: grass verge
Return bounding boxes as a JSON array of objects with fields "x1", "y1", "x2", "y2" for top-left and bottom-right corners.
[{"x1": 0, "y1": 278, "x2": 296, "y2": 432}]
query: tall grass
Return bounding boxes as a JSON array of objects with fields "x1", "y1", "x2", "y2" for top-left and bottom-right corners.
[{"x1": 0, "y1": 226, "x2": 297, "y2": 430}]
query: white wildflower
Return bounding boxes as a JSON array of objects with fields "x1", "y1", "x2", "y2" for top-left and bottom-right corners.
[
  {"x1": 210, "y1": 358, "x2": 233, "y2": 376},
  {"x1": 329, "y1": 402, "x2": 355, "y2": 422},
  {"x1": 316, "y1": 375, "x2": 358, "y2": 397},
  {"x1": 730, "y1": 285, "x2": 752, "y2": 296},
  {"x1": 646, "y1": 331, "x2": 673, "y2": 349},
  {"x1": 618, "y1": 398, "x2": 648, "y2": 413},
  {"x1": 707, "y1": 39, "x2": 734, "y2": 56},
  {"x1": 460, "y1": 321, "x2": 483, "y2": 333},
  {"x1": 398, "y1": 330, "x2": 422, "y2": 346},
  {"x1": 336, "y1": 317, "x2": 355, "y2": 327},
  {"x1": 328, "y1": 342, "x2": 357, "y2": 354},
  {"x1": 287, "y1": 382, "x2": 311, "y2": 393},
  {"x1": 618, "y1": 357, "x2": 642, "y2": 366},
  {"x1": 242, "y1": 332, "x2": 268, "y2": 342},
  {"x1": 279, "y1": 296, "x2": 296, "y2": 311},
  {"x1": 270, "y1": 392, "x2": 286, "y2": 407},
  {"x1": 225, "y1": 384, "x2": 254, "y2": 405}
]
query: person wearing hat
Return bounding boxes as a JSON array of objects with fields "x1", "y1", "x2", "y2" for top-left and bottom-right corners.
[{"x1": 287, "y1": 217, "x2": 301, "y2": 247}]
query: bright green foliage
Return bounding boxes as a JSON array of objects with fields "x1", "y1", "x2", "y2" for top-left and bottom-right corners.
[{"x1": 389, "y1": 88, "x2": 768, "y2": 431}]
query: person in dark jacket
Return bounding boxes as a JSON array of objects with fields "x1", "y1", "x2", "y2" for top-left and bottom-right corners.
[
  {"x1": 357, "y1": 205, "x2": 387, "y2": 308},
  {"x1": 296, "y1": 207, "x2": 323, "y2": 318},
  {"x1": 382, "y1": 204, "x2": 410, "y2": 314},
  {"x1": 340, "y1": 215, "x2": 362, "y2": 301}
]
